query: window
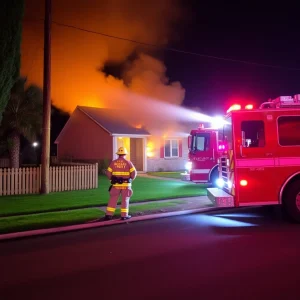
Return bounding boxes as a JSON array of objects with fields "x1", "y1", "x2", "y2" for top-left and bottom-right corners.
[
  {"x1": 278, "y1": 116, "x2": 300, "y2": 146},
  {"x1": 164, "y1": 139, "x2": 179, "y2": 158},
  {"x1": 192, "y1": 133, "x2": 210, "y2": 151},
  {"x1": 241, "y1": 120, "x2": 265, "y2": 148},
  {"x1": 223, "y1": 117, "x2": 232, "y2": 149}
]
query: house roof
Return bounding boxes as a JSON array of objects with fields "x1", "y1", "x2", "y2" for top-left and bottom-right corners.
[
  {"x1": 78, "y1": 106, "x2": 151, "y2": 135},
  {"x1": 55, "y1": 106, "x2": 150, "y2": 144},
  {"x1": 55, "y1": 105, "x2": 207, "y2": 144},
  {"x1": 78, "y1": 106, "x2": 150, "y2": 135}
]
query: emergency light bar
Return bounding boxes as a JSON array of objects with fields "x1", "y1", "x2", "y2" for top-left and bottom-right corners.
[
  {"x1": 226, "y1": 104, "x2": 241, "y2": 113},
  {"x1": 226, "y1": 104, "x2": 254, "y2": 113}
]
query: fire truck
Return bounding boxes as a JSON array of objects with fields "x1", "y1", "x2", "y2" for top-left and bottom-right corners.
[
  {"x1": 207, "y1": 95, "x2": 300, "y2": 222},
  {"x1": 186, "y1": 124, "x2": 226, "y2": 185}
]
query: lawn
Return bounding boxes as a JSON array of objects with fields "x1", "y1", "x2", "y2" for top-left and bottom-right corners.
[
  {"x1": 0, "y1": 208, "x2": 104, "y2": 234},
  {"x1": 147, "y1": 172, "x2": 183, "y2": 179},
  {"x1": 0, "y1": 175, "x2": 206, "y2": 217},
  {"x1": 0, "y1": 200, "x2": 186, "y2": 234}
]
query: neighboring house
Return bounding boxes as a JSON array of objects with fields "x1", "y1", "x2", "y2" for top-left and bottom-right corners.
[{"x1": 54, "y1": 106, "x2": 200, "y2": 172}]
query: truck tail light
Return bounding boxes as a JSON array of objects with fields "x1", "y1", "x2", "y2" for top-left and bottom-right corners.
[{"x1": 240, "y1": 180, "x2": 248, "y2": 186}]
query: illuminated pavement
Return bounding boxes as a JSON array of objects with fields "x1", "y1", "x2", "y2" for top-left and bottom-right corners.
[{"x1": 0, "y1": 206, "x2": 299, "y2": 300}]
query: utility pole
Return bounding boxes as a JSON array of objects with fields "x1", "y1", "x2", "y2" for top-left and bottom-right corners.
[{"x1": 40, "y1": 0, "x2": 52, "y2": 194}]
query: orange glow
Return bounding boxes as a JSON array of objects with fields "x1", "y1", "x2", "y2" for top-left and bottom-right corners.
[
  {"x1": 240, "y1": 180, "x2": 248, "y2": 186},
  {"x1": 227, "y1": 104, "x2": 241, "y2": 113},
  {"x1": 146, "y1": 142, "x2": 154, "y2": 157},
  {"x1": 21, "y1": 0, "x2": 185, "y2": 114},
  {"x1": 135, "y1": 124, "x2": 142, "y2": 129},
  {"x1": 245, "y1": 104, "x2": 253, "y2": 110}
]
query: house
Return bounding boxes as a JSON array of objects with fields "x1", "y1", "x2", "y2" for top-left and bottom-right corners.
[{"x1": 54, "y1": 106, "x2": 201, "y2": 172}]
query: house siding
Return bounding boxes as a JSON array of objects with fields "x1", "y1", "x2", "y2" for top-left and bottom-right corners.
[
  {"x1": 57, "y1": 109, "x2": 113, "y2": 161},
  {"x1": 146, "y1": 136, "x2": 189, "y2": 172}
]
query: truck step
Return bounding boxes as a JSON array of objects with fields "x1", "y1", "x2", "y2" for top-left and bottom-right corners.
[{"x1": 207, "y1": 188, "x2": 234, "y2": 207}]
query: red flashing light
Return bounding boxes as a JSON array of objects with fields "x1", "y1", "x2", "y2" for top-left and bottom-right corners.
[
  {"x1": 240, "y1": 179, "x2": 248, "y2": 186},
  {"x1": 227, "y1": 104, "x2": 241, "y2": 113},
  {"x1": 245, "y1": 104, "x2": 253, "y2": 110}
]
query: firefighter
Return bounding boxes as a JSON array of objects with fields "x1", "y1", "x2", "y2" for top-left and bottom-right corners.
[{"x1": 104, "y1": 147, "x2": 137, "y2": 221}]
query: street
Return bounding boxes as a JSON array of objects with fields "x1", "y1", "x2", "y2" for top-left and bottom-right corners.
[{"x1": 0, "y1": 206, "x2": 300, "y2": 300}]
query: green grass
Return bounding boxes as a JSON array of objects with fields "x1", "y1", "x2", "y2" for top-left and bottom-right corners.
[
  {"x1": 0, "y1": 200, "x2": 186, "y2": 234},
  {"x1": 147, "y1": 172, "x2": 183, "y2": 179},
  {"x1": 114, "y1": 200, "x2": 186, "y2": 216},
  {"x1": 0, "y1": 175, "x2": 206, "y2": 217},
  {"x1": 0, "y1": 208, "x2": 104, "y2": 234}
]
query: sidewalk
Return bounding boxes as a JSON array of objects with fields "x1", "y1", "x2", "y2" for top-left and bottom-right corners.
[
  {"x1": 98, "y1": 195, "x2": 212, "y2": 216},
  {"x1": 137, "y1": 173, "x2": 193, "y2": 183}
]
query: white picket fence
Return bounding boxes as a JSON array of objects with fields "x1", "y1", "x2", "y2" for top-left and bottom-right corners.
[{"x1": 0, "y1": 163, "x2": 98, "y2": 196}]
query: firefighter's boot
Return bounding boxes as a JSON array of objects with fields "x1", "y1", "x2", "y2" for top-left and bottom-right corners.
[
  {"x1": 121, "y1": 215, "x2": 131, "y2": 221},
  {"x1": 104, "y1": 215, "x2": 113, "y2": 221}
]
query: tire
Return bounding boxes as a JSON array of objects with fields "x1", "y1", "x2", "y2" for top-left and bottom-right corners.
[
  {"x1": 282, "y1": 179, "x2": 300, "y2": 223},
  {"x1": 210, "y1": 168, "x2": 219, "y2": 187}
]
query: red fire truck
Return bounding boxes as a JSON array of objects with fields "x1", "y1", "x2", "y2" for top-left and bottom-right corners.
[
  {"x1": 207, "y1": 95, "x2": 300, "y2": 222},
  {"x1": 186, "y1": 105, "x2": 252, "y2": 185},
  {"x1": 187, "y1": 124, "x2": 226, "y2": 185}
]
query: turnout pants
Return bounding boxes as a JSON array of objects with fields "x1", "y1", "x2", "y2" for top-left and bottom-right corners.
[{"x1": 106, "y1": 187, "x2": 133, "y2": 217}]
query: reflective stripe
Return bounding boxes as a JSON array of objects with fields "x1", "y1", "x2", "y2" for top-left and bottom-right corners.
[
  {"x1": 107, "y1": 167, "x2": 113, "y2": 172},
  {"x1": 192, "y1": 169, "x2": 210, "y2": 174},
  {"x1": 130, "y1": 167, "x2": 135, "y2": 173},
  {"x1": 236, "y1": 158, "x2": 274, "y2": 168},
  {"x1": 113, "y1": 183, "x2": 132, "y2": 187},
  {"x1": 236, "y1": 157, "x2": 300, "y2": 168},
  {"x1": 112, "y1": 171, "x2": 130, "y2": 176},
  {"x1": 121, "y1": 208, "x2": 128, "y2": 212},
  {"x1": 107, "y1": 207, "x2": 115, "y2": 212}
]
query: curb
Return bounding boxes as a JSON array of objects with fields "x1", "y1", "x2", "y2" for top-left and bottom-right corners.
[{"x1": 0, "y1": 206, "x2": 223, "y2": 241}]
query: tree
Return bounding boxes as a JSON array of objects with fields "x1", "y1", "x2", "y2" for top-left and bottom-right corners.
[
  {"x1": 0, "y1": 0, "x2": 25, "y2": 125},
  {"x1": 0, "y1": 77, "x2": 43, "y2": 168}
]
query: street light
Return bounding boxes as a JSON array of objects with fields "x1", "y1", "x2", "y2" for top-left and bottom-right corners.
[{"x1": 33, "y1": 142, "x2": 38, "y2": 148}]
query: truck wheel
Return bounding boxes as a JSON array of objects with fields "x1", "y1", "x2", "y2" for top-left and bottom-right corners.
[
  {"x1": 210, "y1": 168, "x2": 219, "y2": 187},
  {"x1": 283, "y1": 179, "x2": 300, "y2": 223}
]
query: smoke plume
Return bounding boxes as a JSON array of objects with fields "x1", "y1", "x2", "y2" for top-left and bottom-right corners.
[{"x1": 21, "y1": 0, "x2": 187, "y2": 114}]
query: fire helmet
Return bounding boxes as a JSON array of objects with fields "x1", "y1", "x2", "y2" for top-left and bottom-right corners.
[{"x1": 116, "y1": 147, "x2": 128, "y2": 155}]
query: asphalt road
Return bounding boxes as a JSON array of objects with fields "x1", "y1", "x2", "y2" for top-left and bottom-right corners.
[{"x1": 0, "y1": 206, "x2": 300, "y2": 300}]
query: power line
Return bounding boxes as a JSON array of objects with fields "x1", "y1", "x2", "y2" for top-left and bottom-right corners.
[{"x1": 24, "y1": 18, "x2": 300, "y2": 71}]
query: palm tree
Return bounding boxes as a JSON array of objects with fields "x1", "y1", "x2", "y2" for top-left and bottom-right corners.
[{"x1": 0, "y1": 77, "x2": 43, "y2": 168}]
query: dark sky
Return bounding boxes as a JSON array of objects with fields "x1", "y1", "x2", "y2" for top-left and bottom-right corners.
[{"x1": 166, "y1": 1, "x2": 300, "y2": 114}]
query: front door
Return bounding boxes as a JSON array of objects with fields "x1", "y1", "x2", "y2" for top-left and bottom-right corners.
[{"x1": 130, "y1": 138, "x2": 144, "y2": 172}]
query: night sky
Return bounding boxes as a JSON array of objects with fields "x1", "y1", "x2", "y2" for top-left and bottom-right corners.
[
  {"x1": 166, "y1": 1, "x2": 300, "y2": 114},
  {"x1": 21, "y1": 0, "x2": 300, "y2": 146}
]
